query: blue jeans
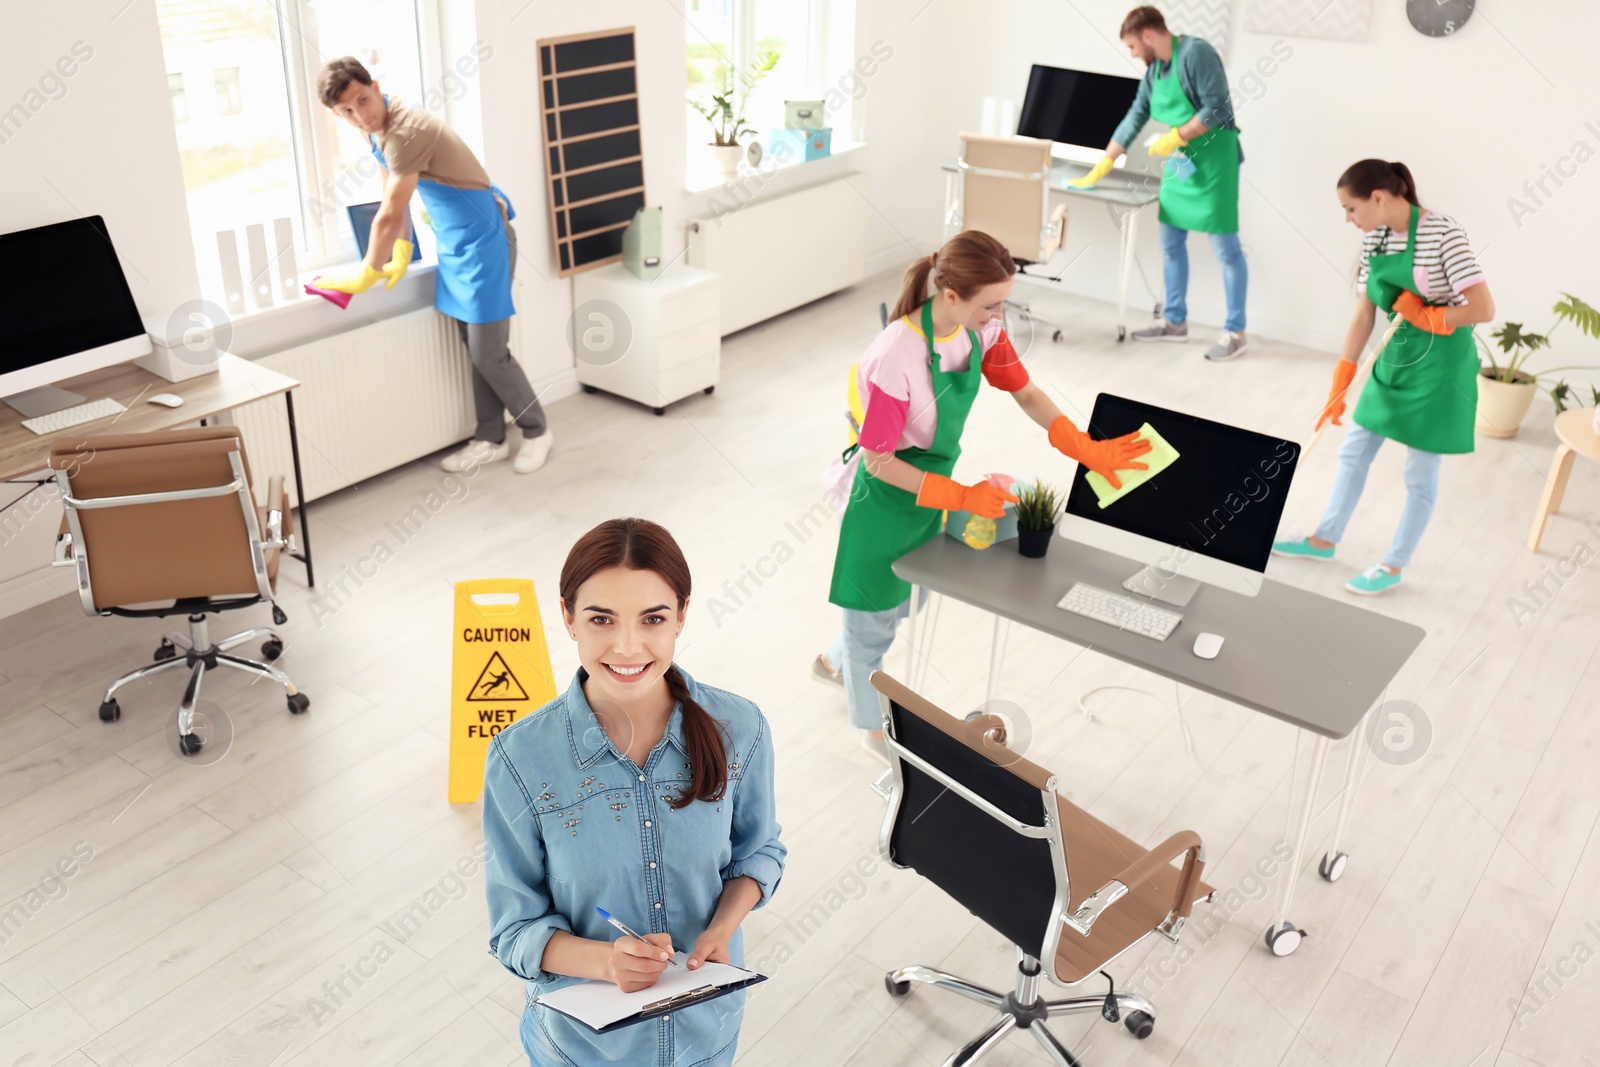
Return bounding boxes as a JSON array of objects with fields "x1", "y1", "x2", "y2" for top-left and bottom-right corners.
[
  {"x1": 1314, "y1": 423, "x2": 1442, "y2": 570},
  {"x1": 829, "y1": 589, "x2": 928, "y2": 731},
  {"x1": 1160, "y1": 223, "x2": 1248, "y2": 333}
]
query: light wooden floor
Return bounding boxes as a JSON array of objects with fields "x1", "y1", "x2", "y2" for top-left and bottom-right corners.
[{"x1": 1, "y1": 273, "x2": 1596, "y2": 1067}]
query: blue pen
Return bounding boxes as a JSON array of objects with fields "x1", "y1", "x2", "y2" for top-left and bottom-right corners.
[{"x1": 595, "y1": 907, "x2": 674, "y2": 964}]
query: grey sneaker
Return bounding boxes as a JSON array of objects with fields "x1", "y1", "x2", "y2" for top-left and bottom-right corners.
[
  {"x1": 1205, "y1": 331, "x2": 1249, "y2": 361},
  {"x1": 1132, "y1": 321, "x2": 1188, "y2": 342}
]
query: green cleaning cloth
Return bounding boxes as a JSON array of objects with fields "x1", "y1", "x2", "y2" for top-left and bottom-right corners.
[{"x1": 1086, "y1": 422, "x2": 1180, "y2": 508}]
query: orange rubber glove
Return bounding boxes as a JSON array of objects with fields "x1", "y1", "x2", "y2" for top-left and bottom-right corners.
[
  {"x1": 1316, "y1": 360, "x2": 1359, "y2": 430},
  {"x1": 916, "y1": 473, "x2": 1018, "y2": 519},
  {"x1": 1048, "y1": 416, "x2": 1152, "y2": 491},
  {"x1": 1392, "y1": 291, "x2": 1452, "y2": 335}
]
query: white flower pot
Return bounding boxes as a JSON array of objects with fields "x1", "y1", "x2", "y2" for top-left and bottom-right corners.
[
  {"x1": 712, "y1": 144, "x2": 742, "y2": 176},
  {"x1": 1475, "y1": 371, "x2": 1538, "y2": 438}
]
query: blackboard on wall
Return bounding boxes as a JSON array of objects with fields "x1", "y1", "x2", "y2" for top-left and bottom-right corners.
[{"x1": 536, "y1": 27, "x2": 646, "y2": 278}]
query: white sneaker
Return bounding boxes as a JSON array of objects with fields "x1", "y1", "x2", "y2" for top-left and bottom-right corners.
[
  {"x1": 513, "y1": 429, "x2": 553, "y2": 474},
  {"x1": 440, "y1": 439, "x2": 510, "y2": 472},
  {"x1": 1205, "y1": 331, "x2": 1249, "y2": 361}
]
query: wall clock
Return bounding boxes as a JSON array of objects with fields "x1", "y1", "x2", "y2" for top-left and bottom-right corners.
[{"x1": 1407, "y1": 0, "x2": 1474, "y2": 37}]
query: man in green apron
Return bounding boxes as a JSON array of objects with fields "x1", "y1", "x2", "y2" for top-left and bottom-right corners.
[{"x1": 1070, "y1": 6, "x2": 1248, "y2": 361}]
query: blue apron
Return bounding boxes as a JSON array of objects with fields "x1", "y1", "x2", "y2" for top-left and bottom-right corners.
[{"x1": 368, "y1": 111, "x2": 516, "y2": 325}]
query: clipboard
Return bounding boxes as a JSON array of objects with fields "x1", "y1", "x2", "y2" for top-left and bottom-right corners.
[{"x1": 535, "y1": 954, "x2": 767, "y2": 1034}]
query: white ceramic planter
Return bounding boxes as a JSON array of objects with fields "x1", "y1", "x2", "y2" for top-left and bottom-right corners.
[
  {"x1": 712, "y1": 144, "x2": 742, "y2": 176},
  {"x1": 1475, "y1": 371, "x2": 1538, "y2": 438}
]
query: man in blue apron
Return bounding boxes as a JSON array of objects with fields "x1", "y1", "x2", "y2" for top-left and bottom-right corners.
[
  {"x1": 1070, "y1": 6, "x2": 1248, "y2": 362},
  {"x1": 317, "y1": 57, "x2": 552, "y2": 474}
]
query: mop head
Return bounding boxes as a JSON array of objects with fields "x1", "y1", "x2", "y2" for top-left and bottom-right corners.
[{"x1": 304, "y1": 280, "x2": 352, "y2": 309}]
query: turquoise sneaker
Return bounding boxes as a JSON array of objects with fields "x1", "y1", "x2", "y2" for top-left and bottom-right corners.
[
  {"x1": 1271, "y1": 536, "x2": 1335, "y2": 562},
  {"x1": 1347, "y1": 565, "x2": 1402, "y2": 596}
]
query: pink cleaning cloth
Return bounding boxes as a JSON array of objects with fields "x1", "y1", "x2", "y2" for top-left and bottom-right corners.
[{"x1": 304, "y1": 280, "x2": 352, "y2": 309}]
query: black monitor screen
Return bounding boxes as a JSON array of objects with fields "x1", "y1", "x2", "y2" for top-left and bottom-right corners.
[
  {"x1": 1064, "y1": 394, "x2": 1301, "y2": 574},
  {"x1": 0, "y1": 216, "x2": 144, "y2": 376},
  {"x1": 347, "y1": 202, "x2": 423, "y2": 264},
  {"x1": 1016, "y1": 65, "x2": 1141, "y2": 149}
]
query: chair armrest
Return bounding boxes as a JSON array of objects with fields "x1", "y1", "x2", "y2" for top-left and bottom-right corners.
[
  {"x1": 1064, "y1": 831, "x2": 1206, "y2": 936},
  {"x1": 52, "y1": 516, "x2": 75, "y2": 567},
  {"x1": 260, "y1": 474, "x2": 295, "y2": 552}
]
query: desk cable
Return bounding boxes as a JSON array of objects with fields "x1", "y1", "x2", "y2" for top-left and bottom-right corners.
[
  {"x1": 1102, "y1": 202, "x2": 1164, "y2": 315},
  {"x1": 1077, "y1": 680, "x2": 1194, "y2": 756}
]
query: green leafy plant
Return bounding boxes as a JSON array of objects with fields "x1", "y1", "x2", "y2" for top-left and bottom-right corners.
[
  {"x1": 687, "y1": 51, "x2": 780, "y2": 147},
  {"x1": 1478, "y1": 293, "x2": 1600, "y2": 401},
  {"x1": 1014, "y1": 481, "x2": 1064, "y2": 532},
  {"x1": 1550, "y1": 382, "x2": 1600, "y2": 414}
]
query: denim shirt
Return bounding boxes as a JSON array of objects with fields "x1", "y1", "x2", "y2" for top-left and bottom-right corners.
[{"x1": 483, "y1": 666, "x2": 785, "y2": 1066}]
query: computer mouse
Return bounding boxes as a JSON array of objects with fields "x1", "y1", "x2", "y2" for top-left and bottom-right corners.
[
  {"x1": 1192, "y1": 632, "x2": 1224, "y2": 659},
  {"x1": 147, "y1": 393, "x2": 184, "y2": 408}
]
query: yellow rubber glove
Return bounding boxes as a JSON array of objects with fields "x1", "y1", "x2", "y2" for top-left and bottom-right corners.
[
  {"x1": 312, "y1": 262, "x2": 386, "y2": 295},
  {"x1": 1148, "y1": 128, "x2": 1188, "y2": 157},
  {"x1": 381, "y1": 239, "x2": 414, "y2": 289},
  {"x1": 1066, "y1": 156, "x2": 1115, "y2": 190}
]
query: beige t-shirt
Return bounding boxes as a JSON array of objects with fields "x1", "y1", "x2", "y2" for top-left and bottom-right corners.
[{"x1": 376, "y1": 97, "x2": 490, "y2": 191}]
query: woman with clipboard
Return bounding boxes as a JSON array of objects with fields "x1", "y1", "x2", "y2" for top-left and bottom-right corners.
[{"x1": 483, "y1": 518, "x2": 785, "y2": 1066}]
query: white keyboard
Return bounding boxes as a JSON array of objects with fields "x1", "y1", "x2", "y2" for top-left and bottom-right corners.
[
  {"x1": 20, "y1": 398, "x2": 127, "y2": 435},
  {"x1": 1057, "y1": 582, "x2": 1183, "y2": 641}
]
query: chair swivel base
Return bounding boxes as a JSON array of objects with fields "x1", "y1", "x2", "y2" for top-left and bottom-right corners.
[
  {"x1": 97, "y1": 611, "x2": 309, "y2": 755},
  {"x1": 885, "y1": 954, "x2": 1155, "y2": 1067}
]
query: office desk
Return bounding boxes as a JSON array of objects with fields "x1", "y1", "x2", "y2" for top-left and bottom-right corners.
[
  {"x1": 893, "y1": 534, "x2": 1425, "y2": 956},
  {"x1": 941, "y1": 158, "x2": 1161, "y2": 342},
  {"x1": 0, "y1": 354, "x2": 315, "y2": 586}
]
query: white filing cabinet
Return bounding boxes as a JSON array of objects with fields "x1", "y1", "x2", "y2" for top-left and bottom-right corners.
[{"x1": 571, "y1": 263, "x2": 720, "y2": 415}]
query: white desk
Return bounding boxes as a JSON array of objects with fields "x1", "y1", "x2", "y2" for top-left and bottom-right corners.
[{"x1": 941, "y1": 159, "x2": 1161, "y2": 342}]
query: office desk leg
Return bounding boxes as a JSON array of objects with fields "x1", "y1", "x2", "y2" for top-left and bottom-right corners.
[
  {"x1": 916, "y1": 592, "x2": 943, "y2": 693},
  {"x1": 1116, "y1": 208, "x2": 1139, "y2": 342},
  {"x1": 284, "y1": 392, "x2": 315, "y2": 588},
  {"x1": 985, "y1": 615, "x2": 1010, "y2": 708},
  {"x1": 1266, "y1": 731, "x2": 1328, "y2": 957},
  {"x1": 1320, "y1": 714, "x2": 1369, "y2": 883},
  {"x1": 904, "y1": 584, "x2": 922, "y2": 686}
]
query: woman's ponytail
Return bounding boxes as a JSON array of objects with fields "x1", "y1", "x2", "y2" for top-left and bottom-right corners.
[
  {"x1": 889, "y1": 253, "x2": 939, "y2": 324},
  {"x1": 1337, "y1": 158, "x2": 1420, "y2": 206},
  {"x1": 663, "y1": 666, "x2": 728, "y2": 810}
]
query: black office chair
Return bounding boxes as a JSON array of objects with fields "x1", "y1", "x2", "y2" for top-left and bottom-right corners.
[{"x1": 871, "y1": 671, "x2": 1213, "y2": 1066}]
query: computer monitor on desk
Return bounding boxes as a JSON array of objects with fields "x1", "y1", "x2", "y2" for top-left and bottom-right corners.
[
  {"x1": 1016, "y1": 64, "x2": 1152, "y2": 172},
  {"x1": 0, "y1": 216, "x2": 150, "y2": 417},
  {"x1": 1059, "y1": 394, "x2": 1300, "y2": 606}
]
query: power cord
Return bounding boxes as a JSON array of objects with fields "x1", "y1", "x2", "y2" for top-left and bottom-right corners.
[{"x1": 1076, "y1": 680, "x2": 1194, "y2": 755}]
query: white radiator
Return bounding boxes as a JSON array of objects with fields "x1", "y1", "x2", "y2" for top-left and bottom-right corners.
[
  {"x1": 229, "y1": 308, "x2": 474, "y2": 503},
  {"x1": 688, "y1": 173, "x2": 867, "y2": 335}
]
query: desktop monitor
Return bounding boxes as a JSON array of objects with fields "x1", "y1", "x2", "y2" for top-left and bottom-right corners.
[
  {"x1": 346, "y1": 202, "x2": 423, "y2": 264},
  {"x1": 1016, "y1": 65, "x2": 1143, "y2": 166},
  {"x1": 0, "y1": 216, "x2": 151, "y2": 416},
  {"x1": 1059, "y1": 394, "x2": 1301, "y2": 605}
]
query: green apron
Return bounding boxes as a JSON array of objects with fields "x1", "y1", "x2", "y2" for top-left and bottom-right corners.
[
  {"x1": 1352, "y1": 203, "x2": 1477, "y2": 455},
  {"x1": 1151, "y1": 36, "x2": 1239, "y2": 234},
  {"x1": 828, "y1": 302, "x2": 984, "y2": 612}
]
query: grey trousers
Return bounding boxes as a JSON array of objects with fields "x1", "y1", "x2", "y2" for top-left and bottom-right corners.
[{"x1": 455, "y1": 222, "x2": 547, "y2": 443}]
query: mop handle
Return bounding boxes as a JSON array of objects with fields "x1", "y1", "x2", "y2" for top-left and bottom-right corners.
[{"x1": 1300, "y1": 322, "x2": 1401, "y2": 462}]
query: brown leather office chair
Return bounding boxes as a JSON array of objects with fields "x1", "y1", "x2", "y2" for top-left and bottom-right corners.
[
  {"x1": 871, "y1": 671, "x2": 1212, "y2": 1066},
  {"x1": 50, "y1": 426, "x2": 308, "y2": 755}
]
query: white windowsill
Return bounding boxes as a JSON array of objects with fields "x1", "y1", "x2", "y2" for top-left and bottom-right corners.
[{"x1": 684, "y1": 140, "x2": 866, "y2": 195}]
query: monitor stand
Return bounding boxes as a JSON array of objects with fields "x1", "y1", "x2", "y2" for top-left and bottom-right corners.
[
  {"x1": 1122, "y1": 564, "x2": 1201, "y2": 608},
  {"x1": 3, "y1": 386, "x2": 88, "y2": 418}
]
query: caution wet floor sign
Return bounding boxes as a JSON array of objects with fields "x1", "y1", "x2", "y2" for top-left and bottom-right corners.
[{"x1": 450, "y1": 579, "x2": 556, "y2": 803}]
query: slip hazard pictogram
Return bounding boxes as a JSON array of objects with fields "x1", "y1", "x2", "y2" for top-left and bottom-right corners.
[{"x1": 467, "y1": 651, "x2": 530, "y2": 702}]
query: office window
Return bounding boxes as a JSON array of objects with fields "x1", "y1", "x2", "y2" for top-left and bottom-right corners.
[
  {"x1": 214, "y1": 66, "x2": 243, "y2": 115},
  {"x1": 155, "y1": 0, "x2": 432, "y2": 307},
  {"x1": 685, "y1": 0, "x2": 856, "y2": 180},
  {"x1": 169, "y1": 72, "x2": 188, "y2": 123}
]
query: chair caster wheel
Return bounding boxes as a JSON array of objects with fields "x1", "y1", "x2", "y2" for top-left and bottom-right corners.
[
  {"x1": 272, "y1": 605, "x2": 288, "y2": 625},
  {"x1": 1117, "y1": 326, "x2": 1127, "y2": 342},
  {"x1": 261, "y1": 639, "x2": 284, "y2": 662},
  {"x1": 884, "y1": 974, "x2": 910, "y2": 998},
  {"x1": 179, "y1": 731, "x2": 204, "y2": 755},
  {"x1": 99, "y1": 699, "x2": 121, "y2": 723},
  {"x1": 1124, "y1": 1010, "x2": 1154, "y2": 1039},
  {"x1": 704, "y1": 385, "x2": 715, "y2": 395},
  {"x1": 153, "y1": 641, "x2": 177, "y2": 662},
  {"x1": 653, "y1": 407, "x2": 666, "y2": 416},
  {"x1": 1319, "y1": 852, "x2": 1348, "y2": 882},
  {"x1": 1052, "y1": 329, "x2": 1064, "y2": 343},
  {"x1": 287, "y1": 693, "x2": 310, "y2": 715},
  {"x1": 1264, "y1": 922, "x2": 1305, "y2": 956},
  {"x1": 582, "y1": 384, "x2": 598, "y2": 394}
]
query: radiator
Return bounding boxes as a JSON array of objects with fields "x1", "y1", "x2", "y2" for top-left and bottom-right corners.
[
  {"x1": 229, "y1": 308, "x2": 475, "y2": 503},
  {"x1": 688, "y1": 173, "x2": 867, "y2": 335}
]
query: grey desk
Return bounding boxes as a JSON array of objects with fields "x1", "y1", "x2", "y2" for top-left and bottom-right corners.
[
  {"x1": 893, "y1": 534, "x2": 1425, "y2": 956},
  {"x1": 940, "y1": 158, "x2": 1162, "y2": 342}
]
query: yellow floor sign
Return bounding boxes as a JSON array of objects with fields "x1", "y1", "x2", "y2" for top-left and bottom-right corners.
[{"x1": 450, "y1": 579, "x2": 556, "y2": 803}]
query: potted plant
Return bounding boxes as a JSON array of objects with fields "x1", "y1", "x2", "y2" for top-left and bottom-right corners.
[
  {"x1": 1550, "y1": 382, "x2": 1600, "y2": 436},
  {"x1": 688, "y1": 52, "x2": 779, "y2": 176},
  {"x1": 1476, "y1": 293, "x2": 1600, "y2": 438},
  {"x1": 1014, "y1": 481, "x2": 1064, "y2": 559}
]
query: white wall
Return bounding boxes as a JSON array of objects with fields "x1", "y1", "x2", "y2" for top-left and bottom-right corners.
[{"x1": 900, "y1": 1, "x2": 1600, "y2": 385}]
